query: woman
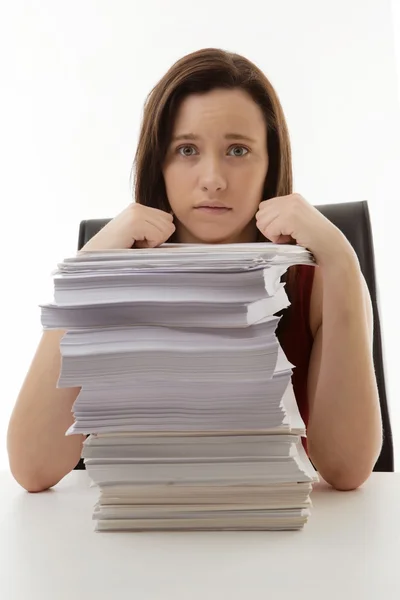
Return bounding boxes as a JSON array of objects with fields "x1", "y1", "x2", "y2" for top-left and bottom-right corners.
[{"x1": 7, "y1": 48, "x2": 382, "y2": 493}]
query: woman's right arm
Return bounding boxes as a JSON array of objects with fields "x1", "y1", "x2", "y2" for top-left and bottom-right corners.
[
  {"x1": 7, "y1": 203, "x2": 175, "y2": 492},
  {"x1": 7, "y1": 330, "x2": 83, "y2": 492}
]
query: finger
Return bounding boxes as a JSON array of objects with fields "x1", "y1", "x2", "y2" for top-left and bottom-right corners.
[
  {"x1": 143, "y1": 210, "x2": 177, "y2": 234},
  {"x1": 256, "y1": 212, "x2": 281, "y2": 235},
  {"x1": 270, "y1": 234, "x2": 294, "y2": 244},
  {"x1": 258, "y1": 197, "x2": 280, "y2": 211},
  {"x1": 256, "y1": 215, "x2": 292, "y2": 244},
  {"x1": 255, "y1": 206, "x2": 280, "y2": 228},
  {"x1": 148, "y1": 219, "x2": 176, "y2": 244},
  {"x1": 143, "y1": 217, "x2": 167, "y2": 236},
  {"x1": 146, "y1": 207, "x2": 175, "y2": 222},
  {"x1": 145, "y1": 221, "x2": 176, "y2": 247},
  {"x1": 162, "y1": 220, "x2": 176, "y2": 240},
  {"x1": 134, "y1": 222, "x2": 166, "y2": 247},
  {"x1": 135, "y1": 221, "x2": 175, "y2": 248}
]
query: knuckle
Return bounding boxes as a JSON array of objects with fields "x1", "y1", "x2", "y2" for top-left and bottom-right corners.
[
  {"x1": 289, "y1": 196, "x2": 301, "y2": 213},
  {"x1": 292, "y1": 193, "x2": 304, "y2": 205}
]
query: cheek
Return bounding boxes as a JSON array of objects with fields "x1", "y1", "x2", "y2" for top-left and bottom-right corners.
[
  {"x1": 164, "y1": 167, "x2": 193, "y2": 213},
  {"x1": 234, "y1": 179, "x2": 264, "y2": 215},
  {"x1": 164, "y1": 163, "x2": 188, "y2": 193},
  {"x1": 237, "y1": 200, "x2": 261, "y2": 224}
]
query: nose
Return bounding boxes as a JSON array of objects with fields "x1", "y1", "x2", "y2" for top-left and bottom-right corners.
[{"x1": 198, "y1": 158, "x2": 227, "y2": 195}]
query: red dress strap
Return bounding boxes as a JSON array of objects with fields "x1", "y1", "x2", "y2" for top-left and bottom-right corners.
[{"x1": 278, "y1": 265, "x2": 316, "y2": 450}]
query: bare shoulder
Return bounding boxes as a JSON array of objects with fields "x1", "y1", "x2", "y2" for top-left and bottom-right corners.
[{"x1": 309, "y1": 265, "x2": 323, "y2": 339}]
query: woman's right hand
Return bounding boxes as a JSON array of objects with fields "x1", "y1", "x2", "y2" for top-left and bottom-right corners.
[{"x1": 81, "y1": 203, "x2": 176, "y2": 251}]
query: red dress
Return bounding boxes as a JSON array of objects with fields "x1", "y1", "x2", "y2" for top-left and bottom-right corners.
[{"x1": 277, "y1": 265, "x2": 316, "y2": 450}]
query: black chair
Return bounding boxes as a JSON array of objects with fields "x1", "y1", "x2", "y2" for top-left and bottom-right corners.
[{"x1": 75, "y1": 200, "x2": 393, "y2": 472}]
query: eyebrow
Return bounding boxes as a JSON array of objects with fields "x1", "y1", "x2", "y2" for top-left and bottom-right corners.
[{"x1": 171, "y1": 133, "x2": 257, "y2": 143}]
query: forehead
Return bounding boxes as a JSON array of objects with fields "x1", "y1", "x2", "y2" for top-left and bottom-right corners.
[{"x1": 172, "y1": 88, "x2": 266, "y2": 134}]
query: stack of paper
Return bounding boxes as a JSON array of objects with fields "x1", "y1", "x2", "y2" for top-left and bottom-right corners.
[{"x1": 42, "y1": 243, "x2": 319, "y2": 531}]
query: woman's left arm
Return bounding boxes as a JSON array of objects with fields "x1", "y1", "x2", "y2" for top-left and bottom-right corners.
[
  {"x1": 306, "y1": 253, "x2": 382, "y2": 490},
  {"x1": 256, "y1": 194, "x2": 383, "y2": 490}
]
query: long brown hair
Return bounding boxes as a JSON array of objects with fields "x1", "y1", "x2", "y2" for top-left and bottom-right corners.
[{"x1": 131, "y1": 47, "x2": 298, "y2": 318}]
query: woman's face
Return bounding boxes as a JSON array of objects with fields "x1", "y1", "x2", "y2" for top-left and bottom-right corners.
[{"x1": 162, "y1": 88, "x2": 269, "y2": 244}]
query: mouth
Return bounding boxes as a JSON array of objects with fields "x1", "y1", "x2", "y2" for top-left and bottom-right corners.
[{"x1": 194, "y1": 205, "x2": 232, "y2": 215}]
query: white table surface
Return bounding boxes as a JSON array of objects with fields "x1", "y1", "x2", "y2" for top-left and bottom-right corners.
[{"x1": 1, "y1": 470, "x2": 400, "y2": 600}]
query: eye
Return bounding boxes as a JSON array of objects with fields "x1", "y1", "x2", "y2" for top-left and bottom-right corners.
[
  {"x1": 177, "y1": 145, "x2": 198, "y2": 157},
  {"x1": 228, "y1": 146, "x2": 249, "y2": 157}
]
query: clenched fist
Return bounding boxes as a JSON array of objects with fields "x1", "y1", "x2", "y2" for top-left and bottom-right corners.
[{"x1": 81, "y1": 203, "x2": 176, "y2": 251}]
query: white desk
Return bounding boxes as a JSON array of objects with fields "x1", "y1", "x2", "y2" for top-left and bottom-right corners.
[{"x1": 1, "y1": 471, "x2": 399, "y2": 600}]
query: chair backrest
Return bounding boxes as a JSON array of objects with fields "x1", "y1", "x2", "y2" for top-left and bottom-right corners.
[{"x1": 76, "y1": 200, "x2": 394, "y2": 471}]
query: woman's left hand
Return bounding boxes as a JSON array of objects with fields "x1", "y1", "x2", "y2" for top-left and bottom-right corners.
[{"x1": 256, "y1": 193, "x2": 354, "y2": 267}]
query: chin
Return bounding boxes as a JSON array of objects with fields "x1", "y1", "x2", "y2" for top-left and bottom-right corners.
[
  {"x1": 187, "y1": 220, "x2": 257, "y2": 244},
  {"x1": 190, "y1": 228, "x2": 239, "y2": 244}
]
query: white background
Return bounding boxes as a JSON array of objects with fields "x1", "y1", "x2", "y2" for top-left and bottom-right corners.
[{"x1": 1, "y1": 0, "x2": 399, "y2": 470}]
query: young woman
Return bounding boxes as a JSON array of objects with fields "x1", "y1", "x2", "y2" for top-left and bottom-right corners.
[{"x1": 7, "y1": 48, "x2": 382, "y2": 493}]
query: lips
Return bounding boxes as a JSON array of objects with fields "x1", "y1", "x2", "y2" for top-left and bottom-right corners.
[
  {"x1": 194, "y1": 203, "x2": 232, "y2": 215},
  {"x1": 196, "y1": 206, "x2": 231, "y2": 214}
]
